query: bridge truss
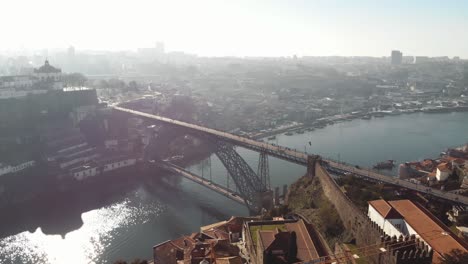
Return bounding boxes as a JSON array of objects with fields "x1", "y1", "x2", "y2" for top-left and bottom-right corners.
[{"x1": 214, "y1": 141, "x2": 270, "y2": 213}]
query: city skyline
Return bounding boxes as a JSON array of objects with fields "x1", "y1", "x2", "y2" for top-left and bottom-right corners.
[{"x1": 2, "y1": 0, "x2": 468, "y2": 58}]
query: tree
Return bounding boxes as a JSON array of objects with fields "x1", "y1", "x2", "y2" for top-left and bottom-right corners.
[
  {"x1": 441, "y1": 249, "x2": 468, "y2": 264},
  {"x1": 108, "y1": 78, "x2": 126, "y2": 90},
  {"x1": 457, "y1": 214, "x2": 468, "y2": 226},
  {"x1": 128, "y1": 81, "x2": 139, "y2": 91},
  {"x1": 287, "y1": 231, "x2": 298, "y2": 263},
  {"x1": 63, "y1": 73, "x2": 87, "y2": 87}
]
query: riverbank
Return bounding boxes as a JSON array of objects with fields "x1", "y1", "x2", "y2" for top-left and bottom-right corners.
[{"x1": 254, "y1": 105, "x2": 468, "y2": 140}]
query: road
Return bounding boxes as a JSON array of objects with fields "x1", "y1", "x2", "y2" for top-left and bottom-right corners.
[{"x1": 114, "y1": 106, "x2": 468, "y2": 205}]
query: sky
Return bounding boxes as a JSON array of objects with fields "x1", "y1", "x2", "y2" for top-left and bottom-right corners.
[{"x1": 2, "y1": 0, "x2": 468, "y2": 57}]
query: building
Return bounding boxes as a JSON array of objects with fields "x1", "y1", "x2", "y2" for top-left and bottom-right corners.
[
  {"x1": 391, "y1": 50, "x2": 403, "y2": 65},
  {"x1": 243, "y1": 217, "x2": 329, "y2": 264},
  {"x1": 33, "y1": 60, "x2": 63, "y2": 90},
  {"x1": 153, "y1": 217, "x2": 248, "y2": 264},
  {"x1": 436, "y1": 162, "x2": 452, "y2": 181},
  {"x1": 368, "y1": 199, "x2": 468, "y2": 263},
  {"x1": 415, "y1": 56, "x2": 430, "y2": 64},
  {"x1": 0, "y1": 60, "x2": 63, "y2": 99},
  {"x1": 0, "y1": 160, "x2": 36, "y2": 177},
  {"x1": 70, "y1": 155, "x2": 137, "y2": 181}
]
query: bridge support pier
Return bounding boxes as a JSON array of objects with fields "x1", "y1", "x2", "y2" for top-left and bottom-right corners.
[{"x1": 307, "y1": 155, "x2": 321, "y2": 177}]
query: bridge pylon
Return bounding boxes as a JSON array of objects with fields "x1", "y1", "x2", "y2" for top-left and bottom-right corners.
[
  {"x1": 257, "y1": 151, "x2": 270, "y2": 190},
  {"x1": 214, "y1": 141, "x2": 272, "y2": 214}
]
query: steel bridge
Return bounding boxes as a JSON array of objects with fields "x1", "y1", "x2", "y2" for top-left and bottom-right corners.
[{"x1": 114, "y1": 106, "x2": 468, "y2": 210}]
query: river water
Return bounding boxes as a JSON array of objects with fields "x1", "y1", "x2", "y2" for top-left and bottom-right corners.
[{"x1": 1, "y1": 112, "x2": 467, "y2": 264}]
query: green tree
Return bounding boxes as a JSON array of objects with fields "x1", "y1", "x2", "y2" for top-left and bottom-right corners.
[
  {"x1": 129, "y1": 80, "x2": 139, "y2": 91},
  {"x1": 457, "y1": 214, "x2": 468, "y2": 226},
  {"x1": 63, "y1": 73, "x2": 87, "y2": 87}
]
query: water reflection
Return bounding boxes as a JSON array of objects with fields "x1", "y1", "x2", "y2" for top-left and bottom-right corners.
[{"x1": 0, "y1": 172, "x2": 243, "y2": 264}]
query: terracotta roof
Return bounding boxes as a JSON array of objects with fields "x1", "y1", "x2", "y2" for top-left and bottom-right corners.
[
  {"x1": 368, "y1": 200, "x2": 402, "y2": 219},
  {"x1": 258, "y1": 230, "x2": 276, "y2": 250},
  {"x1": 437, "y1": 162, "x2": 451, "y2": 172},
  {"x1": 285, "y1": 219, "x2": 320, "y2": 260},
  {"x1": 388, "y1": 200, "x2": 468, "y2": 262},
  {"x1": 257, "y1": 219, "x2": 321, "y2": 262}
]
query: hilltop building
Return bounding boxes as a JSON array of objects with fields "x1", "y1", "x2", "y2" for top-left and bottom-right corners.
[
  {"x1": 0, "y1": 60, "x2": 63, "y2": 99},
  {"x1": 243, "y1": 217, "x2": 329, "y2": 264},
  {"x1": 33, "y1": 59, "x2": 63, "y2": 89},
  {"x1": 368, "y1": 199, "x2": 468, "y2": 263}
]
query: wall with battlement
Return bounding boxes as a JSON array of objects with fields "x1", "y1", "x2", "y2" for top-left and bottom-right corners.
[{"x1": 312, "y1": 159, "x2": 432, "y2": 264}]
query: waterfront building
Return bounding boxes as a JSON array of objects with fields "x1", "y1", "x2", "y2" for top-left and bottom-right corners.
[
  {"x1": 153, "y1": 217, "x2": 247, "y2": 264},
  {"x1": 70, "y1": 155, "x2": 137, "y2": 181},
  {"x1": 368, "y1": 199, "x2": 468, "y2": 263},
  {"x1": 0, "y1": 160, "x2": 36, "y2": 177}
]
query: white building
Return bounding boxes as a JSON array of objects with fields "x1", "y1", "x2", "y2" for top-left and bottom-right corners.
[
  {"x1": 102, "y1": 157, "x2": 137, "y2": 173},
  {"x1": 368, "y1": 199, "x2": 468, "y2": 263},
  {"x1": 70, "y1": 164, "x2": 99, "y2": 181},
  {"x1": 0, "y1": 160, "x2": 36, "y2": 176},
  {"x1": 368, "y1": 200, "x2": 405, "y2": 238},
  {"x1": 436, "y1": 162, "x2": 451, "y2": 181},
  {"x1": 33, "y1": 60, "x2": 63, "y2": 90},
  {"x1": 0, "y1": 163, "x2": 13, "y2": 176},
  {"x1": 70, "y1": 156, "x2": 137, "y2": 181},
  {"x1": 0, "y1": 75, "x2": 35, "y2": 89},
  {"x1": 0, "y1": 60, "x2": 63, "y2": 99}
]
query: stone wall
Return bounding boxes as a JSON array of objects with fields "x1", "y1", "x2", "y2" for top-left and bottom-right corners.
[{"x1": 312, "y1": 159, "x2": 432, "y2": 264}]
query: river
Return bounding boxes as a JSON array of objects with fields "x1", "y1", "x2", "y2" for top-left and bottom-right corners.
[{"x1": 1, "y1": 112, "x2": 467, "y2": 264}]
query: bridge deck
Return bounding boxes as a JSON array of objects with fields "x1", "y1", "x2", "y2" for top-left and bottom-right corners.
[
  {"x1": 158, "y1": 161, "x2": 245, "y2": 205},
  {"x1": 114, "y1": 106, "x2": 468, "y2": 206}
]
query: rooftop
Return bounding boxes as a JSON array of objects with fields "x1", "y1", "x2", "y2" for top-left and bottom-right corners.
[
  {"x1": 368, "y1": 200, "x2": 402, "y2": 219},
  {"x1": 34, "y1": 60, "x2": 61, "y2": 74},
  {"x1": 437, "y1": 162, "x2": 452, "y2": 172},
  {"x1": 370, "y1": 199, "x2": 468, "y2": 262},
  {"x1": 250, "y1": 219, "x2": 322, "y2": 262}
]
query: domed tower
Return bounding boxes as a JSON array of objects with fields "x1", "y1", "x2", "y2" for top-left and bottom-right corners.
[{"x1": 33, "y1": 60, "x2": 63, "y2": 90}]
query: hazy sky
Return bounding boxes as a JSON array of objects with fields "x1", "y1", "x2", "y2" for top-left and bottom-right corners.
[{"x1": 2, "y1": 0, "x2": 468, "y2": 57}]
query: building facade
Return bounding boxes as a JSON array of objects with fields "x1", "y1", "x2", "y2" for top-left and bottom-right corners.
[
  {"x1": 0, "y1": 60, "x2": 63, "y2": 99},
  {"x1": 368, "y1": 199, "x2": 468, "y2": 263},
  {"x1": 391, "y1": 50, "x2": 403, "y2": 65}
]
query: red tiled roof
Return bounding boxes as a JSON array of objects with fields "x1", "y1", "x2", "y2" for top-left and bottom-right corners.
[
  {"x1": 388, "y1": 200, "x2": 468, "y2": 263},
  {"x1": 369, "y1": 200, "x2": 402, "y2": 219},
  {"x1": 285, "y1": 219, "x2": 320, "y2": 260},
  {"x1": 437, "y1": 162, "x2": 451, "y2": 172},
  {"x1": 258, "y1": 230, "x2": 276, "y2": 250}
]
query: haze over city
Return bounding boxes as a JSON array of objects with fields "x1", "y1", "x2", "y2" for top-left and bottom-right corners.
[
  {"x1": 2, "y1": 0, "x2": 468, "y2": 57},
  {"x1": 2, "y1": 1, "x2": 468, "y2": 264}
]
